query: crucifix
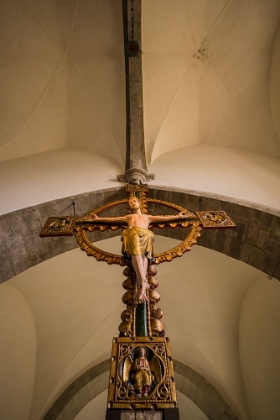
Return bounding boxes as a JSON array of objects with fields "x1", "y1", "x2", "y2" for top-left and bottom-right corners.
[
  {"x1": 40, "y1": 183, "x2": 235, "y2": 415},
  {"x1": 40, "y1": 1, "x2": 236, "y2": 419}
]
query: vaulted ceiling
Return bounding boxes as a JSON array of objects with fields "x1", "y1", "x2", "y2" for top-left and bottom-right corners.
[
  {"x1": 1, "y1": 2, "x2": 280, "y2": 420},
  {"x1": 1, "y1": 0, "x2": 280, "y2": 165}
]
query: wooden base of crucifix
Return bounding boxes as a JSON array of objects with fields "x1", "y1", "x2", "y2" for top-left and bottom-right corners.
[{"x1": 107, "y1": 337, "x2": 177, "y2": 411}]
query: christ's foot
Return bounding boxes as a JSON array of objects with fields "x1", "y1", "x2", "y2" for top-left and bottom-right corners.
[{"x1": 134, "y1": 281, "x2": 150, "y2": 304}]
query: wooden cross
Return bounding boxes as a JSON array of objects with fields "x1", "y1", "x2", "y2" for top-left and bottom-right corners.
[
  {"x1": 39, "y1": 184, "x2": 235, "y2": 412},
  {"x1": 40, "y1": 187, "x2": 235, "y2": 240}
]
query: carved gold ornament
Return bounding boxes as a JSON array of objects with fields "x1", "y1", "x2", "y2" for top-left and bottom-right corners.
[
  {"x1": 75, "y1": 198, "x2": 127, "y2": 265},
  {"x1": 40, "y1": 216, "x2": 77, "y2": 236},
  {"x1": 107, "y1": 337, "x2": 177, "y2": 410},
  {"x1": 196, "y1": 210, "x2": 236, "y2": 228}
]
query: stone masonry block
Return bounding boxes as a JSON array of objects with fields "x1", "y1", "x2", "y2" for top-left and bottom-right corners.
[
  {"x1": 223, "y1": 406, "x2": 239, "y2": 420},
  {"x1": 225, "y1": 221, "x2": 246, "y2": 260},
  {"x1": 61, "y1": 398, "x2": 78, "y2": 420},
  {"x1": 181, "y1": 377, "x2": 191, "y2": 396},
  {"x1": 187, "y1": 381, "x2": 199, "y2": 402},
  {"x1": 233, "y1": 204, "x2": 251, "y2": 222},
  {"x1": 78, "y1": 385, "x2": 90, "y2": 408},
  {"x1": 135, "y1": 412, "x2": 145, "y2": 420},
  {"x1": 204, "y1": 382, "x2": 221, "y2": 403},
  {"x1": 87, "y1": 383, "x2": 95, "y2": 400},
  {"x1": 121, "y1": 411, "x2": 136, "y2": 420},
  {"x1": 72, "y1": 392, "x2": 82, "y2": 412},
  {"x1": 145, "y1": 412, "x2": 162, "y2": 420},
  {"x1": 174, "y1": 372, "x2": 184, "y2": 393},
  {"x1": 241, "y1": 244, "x2": 264, "y2": 271},
  {"x1": 215, "y1": 395, "x2": 230, "y2": 414}
]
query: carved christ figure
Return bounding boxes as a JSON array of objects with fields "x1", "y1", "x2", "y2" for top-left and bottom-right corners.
[
  {"x1": 129, "y1": 346, "x2": 152, "y2": 397},
  {"x1": 83, "y1": 196, "x2": 186, "y2": 304}
]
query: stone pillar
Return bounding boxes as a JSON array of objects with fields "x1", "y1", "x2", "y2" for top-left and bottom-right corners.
[{"x1": 118, "y1": 0, "x2": 154, "y2": 184}]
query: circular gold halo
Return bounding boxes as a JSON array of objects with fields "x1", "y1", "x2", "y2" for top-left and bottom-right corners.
[{"x1": 75, "y1": 198, "x2": 201, "y2": 265}]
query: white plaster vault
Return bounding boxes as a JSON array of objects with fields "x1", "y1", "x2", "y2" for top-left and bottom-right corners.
[{"x1": 0, "y1": 1, "x2": 280, "y2": 420}]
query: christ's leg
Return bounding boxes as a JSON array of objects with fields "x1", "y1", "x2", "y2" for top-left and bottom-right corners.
[{"x1": 131, "y1": 254, "x2": 150, "y2": 304}]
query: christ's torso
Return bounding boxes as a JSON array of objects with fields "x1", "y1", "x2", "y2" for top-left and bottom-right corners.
[{"x1": 127, "y1": 213, "x2": 150, "y2": 229}]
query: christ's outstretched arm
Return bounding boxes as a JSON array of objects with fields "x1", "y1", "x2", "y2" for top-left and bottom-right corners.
[
  {"x1": 148, "y1": 212, "x2": 188, "y2": 224},
  {"x1": 83, "y1": 214, "x2": 128, "y2": 224}
]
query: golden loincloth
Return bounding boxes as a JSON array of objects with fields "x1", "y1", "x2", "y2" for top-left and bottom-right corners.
[{"x1": 122, "y1": 227, "x2": 154, "y2": 260}]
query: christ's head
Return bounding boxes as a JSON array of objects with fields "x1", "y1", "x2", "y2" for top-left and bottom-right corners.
[{"x1": 128, "y1": 196, "x2": 140, "y2": 212}]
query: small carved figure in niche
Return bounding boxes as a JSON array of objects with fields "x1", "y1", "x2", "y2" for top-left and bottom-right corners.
[
  {"x1": 123, "y1": 346, "x2": 162, "y2": 398},
  {"x1": 130, "y1": 346, "x2": 152, "y2": 397},
  {"x1": 83, "y1": 196, "x2": 186, "y2": 304}
]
